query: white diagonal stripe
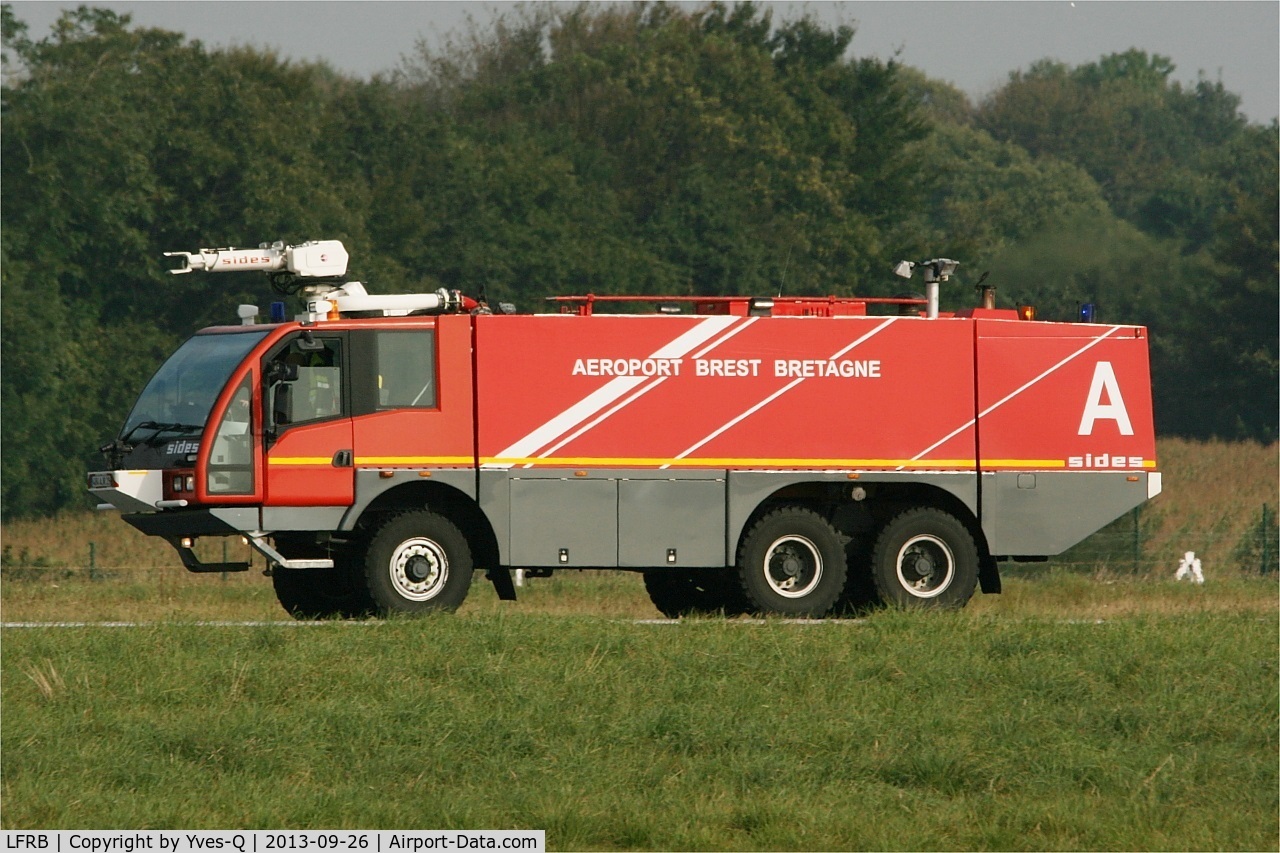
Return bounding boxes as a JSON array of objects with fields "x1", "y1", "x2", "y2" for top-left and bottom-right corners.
[
  {"x1": 669, "y1": 317, "x2": 898, "y2": 466},
  {"x1": 530, "y1": 376, "x2": 670, "y2": 465},
  {"x1": 903, "y1": 325, "x2": 1124, "y2": 468},
  {"x1": 689, "y1": 316, "x2": 757, "y2": 358},
  {"x1": 494, "y1": 315, "x2": 740, "y2": 461}
]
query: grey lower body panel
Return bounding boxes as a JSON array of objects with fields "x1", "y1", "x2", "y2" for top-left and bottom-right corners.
[
  {"x1": 264, "y1": 506, "x2": 348, "y2": 531},
  {"x1": 125, "y1": 505, "x2": 352, "y2": 537},
  {"x1": 981, "y1": 470, "x2": 1157, "y2": 555},
  {"x1": 481, "y1": 468, "x2": 727, "y2": 568},
  {"x1": 481, "y1": 468, "x2": 985, "y2": 570}
]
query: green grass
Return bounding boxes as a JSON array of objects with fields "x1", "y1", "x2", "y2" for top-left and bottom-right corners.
[{"x1": 3, "y1": 605, "x2": 1277, "y2": 849}]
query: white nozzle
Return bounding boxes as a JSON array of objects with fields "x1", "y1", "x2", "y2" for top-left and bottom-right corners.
[{"x1": 164, "y1": 240, "x2": 348, "y2": 278}]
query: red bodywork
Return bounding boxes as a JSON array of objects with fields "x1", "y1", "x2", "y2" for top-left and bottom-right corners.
[
  {"x1": 473, "y1": 313, "x2": 1155, "y2": 475},
  {"x1": 188, "y1": 307, "x2": 1155, "y2": 513}
]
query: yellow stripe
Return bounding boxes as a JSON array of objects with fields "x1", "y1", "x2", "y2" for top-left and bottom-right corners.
[
  {"x1": 270, "y1": 456, "x2": 475, "y2": 467},
  {"x1": 981, "y1": 459, "x2": 1067, "y2": 468},
  {"x1": 481, "y1": 456, "x2": 976, "y2": 468},
  {"x1": 355, "y1": 456, "x2": 474, "y2": 465},
  {"x1": 482, "y1": 456, "x2": 1158, "y2": 470},
  {"x1": 273, "y1": 455, "x2": 1155, "y2": 470}
]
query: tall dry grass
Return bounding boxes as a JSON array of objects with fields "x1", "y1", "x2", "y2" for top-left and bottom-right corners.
[{"x1": 1140, "y1": 437, "x2": 1278, "y2": 570}]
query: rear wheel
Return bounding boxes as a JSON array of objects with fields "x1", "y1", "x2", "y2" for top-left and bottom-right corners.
[
  {"x1": 834, "y1": 536, "x2": 882, "y2": 616},
  {"x1": 643, "y1": 569, "x2": 749, "y2": 617},
  {"x1": 870, "y1": 508, "x2": 978, "y2": 609},
  {"x1": 363, "y1": 511, "x2": 473, "y2": 616},
  {"x1": 737, "y1": 507, "x2": 846, "y2": 617}
]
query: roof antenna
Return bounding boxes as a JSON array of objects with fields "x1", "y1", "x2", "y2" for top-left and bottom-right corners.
[{"x1": 777, "y1": 246, "x2": 792, "y2": 299}]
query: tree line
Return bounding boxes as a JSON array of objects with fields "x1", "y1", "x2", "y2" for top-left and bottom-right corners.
[{"x1": 2, "y1": 2, "x2": 1276, "y2": 518}]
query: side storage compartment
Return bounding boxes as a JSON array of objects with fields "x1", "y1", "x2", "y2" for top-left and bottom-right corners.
[
  {"x1": 509, "y1": 475, "x2": 618, "y2": 567},
  {"x1": 504, "y1": 472, "x2": 728, "y2": 568},
  {"x1": 618, "y1": 474, "x2": 726, "y2": 568}
]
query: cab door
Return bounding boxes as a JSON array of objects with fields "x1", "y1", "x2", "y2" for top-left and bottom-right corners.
[
  {"x1": 348, "y1": 316, "x2": 476, "y2": 469},
  {"x1": 262, "y1": 332, "x2": 354, "y2": 507}
]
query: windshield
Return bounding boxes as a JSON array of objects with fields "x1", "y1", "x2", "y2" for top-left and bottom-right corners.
[{"x1": 121, "y1": 330, "x2": 269, "y2": 439}]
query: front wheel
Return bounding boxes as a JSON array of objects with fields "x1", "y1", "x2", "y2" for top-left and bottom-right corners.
[
  {"x1": 870, "y1": 508, "x2": 978, "y2": 609},
  {"x1": 272, "y1": 562, "x2": 373, "y2": 620},
  {"x1": 363, "y1": 511, "x2": 473, "y2": 616},
  {"x1": 737, "y1": 507, "x2": 847, "y2": 617}
]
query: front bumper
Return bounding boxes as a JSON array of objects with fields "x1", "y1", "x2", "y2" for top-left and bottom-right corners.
[
  {"x1": 88, "y1": 469, "x2": 166, "y2": 513},
  {"x1": 122, "y1": 506, "x2": 260, "y2": 539},
  {"x1": 123, "y1": 507, "x2": 334, "y2": 572}
]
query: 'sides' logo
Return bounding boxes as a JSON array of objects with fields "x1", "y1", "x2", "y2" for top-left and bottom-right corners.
[
  {"x1": 165, "y1": 440, "x2": 200, "y2": 455},
  {"x1": 1077, "y1": 361, "x2": 1133, "y2": 436}
]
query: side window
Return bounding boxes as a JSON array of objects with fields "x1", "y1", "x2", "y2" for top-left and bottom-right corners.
[
  {"x1": 267, "y1": 337, "x2": 344, "y2": 426},
  {"x1": 375, "y1": 331, "x2": 436, "y2": 409},
  {"x1": 207, "y1": 377, "x2": 254, "y2": 494}
]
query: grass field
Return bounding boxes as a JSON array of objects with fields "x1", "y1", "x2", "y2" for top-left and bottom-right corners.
[
  {"x1": 2, "y1": 437, "x2": 1277, "y2": 847},
  {"x1": 3, "y1": 573, "x2": 1278, "y2": 849}
]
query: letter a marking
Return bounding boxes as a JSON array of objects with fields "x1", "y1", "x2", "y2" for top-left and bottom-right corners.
[{"x1": 1078, "y1": 361, "x2": 1133, "y2": 436}]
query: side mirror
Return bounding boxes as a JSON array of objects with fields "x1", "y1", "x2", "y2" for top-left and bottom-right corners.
[{"x1": 297, "y1": 330, "x2": 326, "y2": 351}]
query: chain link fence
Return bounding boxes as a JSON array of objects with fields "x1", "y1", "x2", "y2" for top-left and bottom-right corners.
[
  {"x1": 3, "y1": 504, "x2": 1276, "y2": 584},
  {"x1": 1049, "y1": 503, "x2": 1278, "y2": 576}
]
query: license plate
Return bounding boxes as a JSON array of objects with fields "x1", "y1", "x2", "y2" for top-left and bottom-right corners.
[{"x1": 88, "y1": 472, "x2": 114, "y2": 490}]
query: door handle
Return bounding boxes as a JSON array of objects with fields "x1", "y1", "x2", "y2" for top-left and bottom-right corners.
[{"x1": 332, "y1": 449, "x2": 354, "y2": 467}]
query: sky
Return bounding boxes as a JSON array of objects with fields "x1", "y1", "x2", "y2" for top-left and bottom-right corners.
[{"x1": 6, "y1": 1, "x2": 1279, "y2": 123}]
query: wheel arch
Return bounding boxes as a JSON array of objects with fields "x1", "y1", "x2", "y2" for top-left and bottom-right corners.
[
  {"x1": 342, "y1": 475, "x2": 500, "y2": 573},
  {"x1": 727, "y1": 473, "x2": 998, "y2": 595},
  {"x1": 728, "y1": 473, "x2": 988, "y2": 555}
]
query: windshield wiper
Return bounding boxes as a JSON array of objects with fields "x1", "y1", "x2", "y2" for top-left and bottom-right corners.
[
  {"x1": 116, "y1": 421, "x2": 202, "y2": 448},
  {"x1": 99, "y1": 422, "x2": 202, "y2": 468},
  {"x1": 136, "y1": 422, "x2": 203, "y2": 445}
]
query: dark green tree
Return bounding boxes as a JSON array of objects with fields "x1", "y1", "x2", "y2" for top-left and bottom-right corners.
[
  {"x1": 976, "y1": 49, "x2": 1268, "y2": 251},
  {"x1": 1, "y1": 5, "x2": 367, "y2": 516},
  {"x1": 381, "y1": 2, "x2": 928, "y2": 302}
]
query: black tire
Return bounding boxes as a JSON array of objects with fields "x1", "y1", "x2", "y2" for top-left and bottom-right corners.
[
  {"x1": 272, "y1": 562, "x2": 373, "y2": 620},
  {"x1": 362, "y1": 510, "x2": 473, "y2": 616},
  {"x1": 736, "y1": 507, "x2": 847, "y2": 617},
  {"x1": 834, "y1": 535, "x2": 883, "y2": 616},
  {"x1": 643, "y1": 569, "x2": 750, "y2": 618},
  {"x1": 870, "y1": 507, "x2": 978, "y2": 609}
]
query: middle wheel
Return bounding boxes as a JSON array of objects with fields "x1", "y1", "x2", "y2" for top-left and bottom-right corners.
[
  {"x1": 643, "y1": 568, "x2": 750, "y2": 617},
  {"x1": 737, "y1": 507, "x2": 847, "y2": 617}
]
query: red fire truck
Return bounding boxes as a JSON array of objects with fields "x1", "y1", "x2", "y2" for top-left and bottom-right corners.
[{"x1": 89, "y1": 240, "x2": 1161, "y2": 618}]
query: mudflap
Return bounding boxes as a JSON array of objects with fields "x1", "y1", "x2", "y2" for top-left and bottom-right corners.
[
  {"x1": 487, "y1": 567, "x2": 518, "y2": 601},
  {"x1": 978, "y1": 555, "x2": 1001, "y2": 594}
]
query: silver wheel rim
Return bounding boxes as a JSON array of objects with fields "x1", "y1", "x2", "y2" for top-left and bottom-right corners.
[
  {"x1": 764, "y1": 535, "x2": 823, "y2": 598},
  {"x1": 389, "y1": 537, "x2": 449, "y2": 601},
  {"x1": 895, "y1": 534, "x2": 955, "y2": 598}
]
